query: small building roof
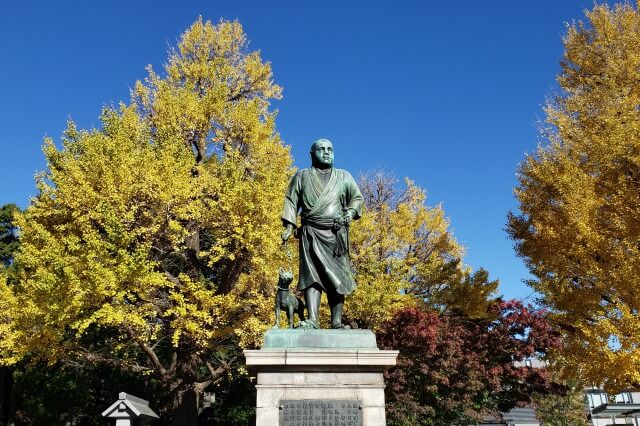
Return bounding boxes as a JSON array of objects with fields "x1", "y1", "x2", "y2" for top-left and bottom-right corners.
[
  {"x1": 479, "y1": 407, "x2": 539, "y2": 425},
  {"x1": 590, "y1": 403, "x2": 640, "y2": 417},
  {"x1": 102, "y1": 392, "x2": 159, "y2": 419}
]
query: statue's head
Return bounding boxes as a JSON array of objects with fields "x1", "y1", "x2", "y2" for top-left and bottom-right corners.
[{"x1": 310, "y1": 138, "x2": 334, "y2": 169}]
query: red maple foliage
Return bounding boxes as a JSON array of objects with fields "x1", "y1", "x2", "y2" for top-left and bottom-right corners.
[{"x1": 377, "y1": 300, "x2": 562, "y2": 425}]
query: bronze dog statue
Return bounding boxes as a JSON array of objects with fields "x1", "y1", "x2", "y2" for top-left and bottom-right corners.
[{"x1": 274, "y1": 268, "x2": 305, "y2": 329}]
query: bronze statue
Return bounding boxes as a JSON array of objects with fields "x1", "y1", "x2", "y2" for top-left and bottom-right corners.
[{"x1": 281, "y1": 139, "x2": 363, "y2": 329}]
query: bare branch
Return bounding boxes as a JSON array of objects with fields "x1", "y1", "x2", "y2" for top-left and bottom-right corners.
[
  {"x1": 73, "y1": 350, "x2": 152, "y2": 374},
  {"x1": 125, "y1": 325, "x2": 167, "y2": 376},
  {"x1": 227, "y1": 70, "x2": 271, "y2": 102},
  {"x1": 204, "y1": 352, "x2": 240, "y2": 382},
  {"x1": 194, "y1": 380, "x2": 213, "y2": 393},
  {"x1": 169, "y1": 351, "x2": 178, "y2": 373},
  {"x1": 164, "y1": 272, "x2": 185, "y2": 290},
  {"x1": 205, "y1": 360, "x2": 225, "y2": 379}
]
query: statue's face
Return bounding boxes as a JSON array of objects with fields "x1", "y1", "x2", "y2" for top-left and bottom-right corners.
[{"x1": 311, "y1": 140, "x2": 334, "y2": 168}]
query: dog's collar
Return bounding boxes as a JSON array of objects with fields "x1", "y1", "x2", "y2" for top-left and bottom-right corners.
[{"x1": 277, "y1": 286, "x2": 291, "y2": 291}]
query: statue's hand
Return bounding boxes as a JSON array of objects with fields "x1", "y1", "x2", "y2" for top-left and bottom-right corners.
[
  {"x1": 282, "y1": 224, "x2": 294, "y2": 242},
  {"x1": 343, "y1": 209, "x2": 355, "y2": 224},
  {"x1": 333, "y1": 210, "x2": 353, "y2": 230},
  {"x1": 338, "y1": 210, "x2": 354, "y2": 226}
]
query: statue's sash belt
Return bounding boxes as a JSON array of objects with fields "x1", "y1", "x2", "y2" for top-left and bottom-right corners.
[
  {"x1": 301, "y1": 216, "x2": 349, "y2": 257},
  {"x1": 301, "y1": 216, "x2": 334, "y2": 230}
]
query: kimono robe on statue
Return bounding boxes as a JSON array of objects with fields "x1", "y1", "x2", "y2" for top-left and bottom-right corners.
[{"x1": 282, "y1": 167, "x2": 364, "y2": 295}]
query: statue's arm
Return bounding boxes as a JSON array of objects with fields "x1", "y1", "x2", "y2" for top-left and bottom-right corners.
[
  {"x1": 281, "y1": 171, "x2": 302, "y2": 241},
  {"x1": 344, "y1": 171, "x2": 364, "y2": 221}
]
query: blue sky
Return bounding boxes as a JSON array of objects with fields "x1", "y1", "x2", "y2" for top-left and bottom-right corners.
[{"x1": 0, "y1": 0, "x2": 598, "y2": 300}]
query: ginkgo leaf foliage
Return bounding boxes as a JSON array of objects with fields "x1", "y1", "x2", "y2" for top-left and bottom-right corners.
[
  {"x1": 0, "y1": 18, "x2": 291, "y2": 418},
  {"x1": 347, "y1": 171, "x2": 466, "y2": 329},
  {"x1": 508, "y1": 2, "x2": 640, "y2": 391}
]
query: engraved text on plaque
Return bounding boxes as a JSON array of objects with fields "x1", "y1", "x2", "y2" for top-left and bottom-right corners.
[{"x1": 279, "y1": 399, "x2": 362, "y2": 426}]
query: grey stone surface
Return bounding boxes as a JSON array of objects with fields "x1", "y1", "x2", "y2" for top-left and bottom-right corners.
[
  {"x1": 362, "y1": 406, "x2": 386, "y2": 425},
  {"x1": 244, "y1": 348, "x2": 398, "y2": 367},
  {"x1": 263, "y1": 328, "x2": 378, "y2": 349},
  {"x1": 245, "y1": 345, "x2": 397, "y2": 426},
  {"x1": 256, "y1": 406, "x2": 279, "y2": 426},
  {"x1": 256, "y1": 372, "x2": 384, "y2": 386}
]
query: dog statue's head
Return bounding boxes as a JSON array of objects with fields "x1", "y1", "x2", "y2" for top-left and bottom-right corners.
[{"x1": 278, "y1": 268, "x2": 294, "y2": 288}]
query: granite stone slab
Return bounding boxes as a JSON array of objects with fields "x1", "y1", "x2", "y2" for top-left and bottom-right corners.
[{"x1": 246, "y1": 329, "x2": 397, "y2": 425}]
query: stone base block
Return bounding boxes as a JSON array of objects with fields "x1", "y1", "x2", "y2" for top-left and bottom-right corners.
[{"x1": 245, "y1": 331, "x2": 397, "y2": 426}]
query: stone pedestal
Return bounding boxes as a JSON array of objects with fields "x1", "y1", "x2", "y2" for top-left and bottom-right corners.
[{"x1": 244, "y1": 329, "x2": 398, "y2": 426}]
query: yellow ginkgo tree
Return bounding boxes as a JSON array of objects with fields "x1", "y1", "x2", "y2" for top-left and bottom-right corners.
[
  {"x1": 508, "y1": 2, "x2": 640, "y2": 391},
  {"x1": 0, "y1": 18, "x2": 291, "y2": 420},
  {"x1": 347, "y1": 171, "x2": 468, "y2": 329}
]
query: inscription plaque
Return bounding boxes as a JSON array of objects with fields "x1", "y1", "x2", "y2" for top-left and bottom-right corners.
[{"x1": 279, "y1": 399, "x2": 362, "y2": 426}]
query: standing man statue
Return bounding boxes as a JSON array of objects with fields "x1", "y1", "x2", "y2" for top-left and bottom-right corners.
[{"x1": 281, "y1": 139, "x2": 364, "y2": 329}]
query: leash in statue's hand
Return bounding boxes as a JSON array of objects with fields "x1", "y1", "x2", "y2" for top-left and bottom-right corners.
[
  {"x1": 282, "y1": 238, "x2": 294, "y2": 271},
  {"x1": 333, "y1": 209, "x2": 352, "y2": 258}
]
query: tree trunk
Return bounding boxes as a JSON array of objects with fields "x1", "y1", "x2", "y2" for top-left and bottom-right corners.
[
  {"x1": 0, "y1": 367, "x2": 13, "y2": 426},
  {"x1": 171, "y1": 388, "x2": 198, "y2": 426},
  {"x1": 155, "y1": 350, "x2": 203, "y2": 426},
  {"x1": 156, "y1": 384, "x2": 200, "y2": 426},
  {"x1": 216, "y1": 250, "x2": 247, "y2": 295}
]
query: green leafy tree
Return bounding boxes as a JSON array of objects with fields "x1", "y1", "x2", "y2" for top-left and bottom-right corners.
[
  {"x1": 10, "y1": 363, "x2": 148, "y2": 426},
  {"x1": 0, "y1": 18, "x2": 290, "y2": 423},
  {"x1": 508, "y1": 1, "x2": 640, "y2": 390},
  {"x1": 0, "y1": 204, "x2": 19, "y2": 267},
  {"x1": 0, "y1": 204, "x2": 19, "y2": 426},
  {"x1": 199, "y1": 364, "x2": 256, "y2": 426},
  {"x1": 0, "y1": 275, "x2": 12, "y2": 426},
  {"x1": 533, "y1": 384, "x2": 589, "y2": 426}
]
